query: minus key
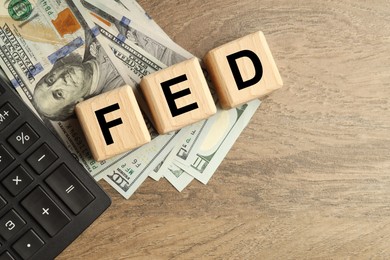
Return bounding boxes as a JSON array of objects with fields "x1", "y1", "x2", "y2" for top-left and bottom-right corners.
[{"x1": 27, "y1": 143, "x2": 58, "y2": 174}]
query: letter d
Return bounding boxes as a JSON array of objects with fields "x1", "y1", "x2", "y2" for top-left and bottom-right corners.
[{"x1": 227, "y1": 49, "x2": 263, "y2": 90}]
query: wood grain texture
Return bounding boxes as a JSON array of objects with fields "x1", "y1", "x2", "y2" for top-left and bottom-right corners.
[{"x1": 59, "y1": 0, "x2": 390, "y2": 259}]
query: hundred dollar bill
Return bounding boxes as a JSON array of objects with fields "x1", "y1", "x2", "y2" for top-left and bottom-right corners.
[
  {"x1": 66, "y1": 0, "x2": 167, "y2": 115},
  {"x1": 92, "y1": 0, "x2": 169, "y2": 41},
  {"x1": 0, "y1": 0, "x2": 183, "y2": 198},
  {"x1": 149, "y1": 153, "x2": 168, "y2": 181},
  {"x1": 124, "y1": 0, "x2": 171, "y2": 38},
  {"x1": 174, "y1": 100, "x2": 261, "y2": 184},
  {"x1": 102, "y1": 129, "x2": 187, "y2": 198},
  {"x1": 115, "y1": 0, "x2": 168, "y2": 35},
  {"x1": 0, "y1": 0, "x2": 125, "y2": 135},
  {"x1": 79, "y1": 0, "x2": 192, "y2": 66},
  {"x1": 166, "y1": 120, "x2": 208, "y2": 172},
  {"x1": 162, "y1": 163, "x2": 194, "y2": 192},
  {"x1": 158, "y1": 120, "x2": 206, "y2": 191}
]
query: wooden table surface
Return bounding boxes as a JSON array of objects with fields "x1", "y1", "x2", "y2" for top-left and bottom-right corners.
[{"x1": 59, "y1": 0, "x2": 390, "y2": 259}]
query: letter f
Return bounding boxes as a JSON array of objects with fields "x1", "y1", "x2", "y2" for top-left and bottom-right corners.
[{"x1": 95, "y1": 103, "x2": 123, "y2": 145}]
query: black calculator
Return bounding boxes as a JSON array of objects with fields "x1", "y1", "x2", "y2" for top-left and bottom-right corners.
[{"x1": 0, "y1": 77, "x2": 111, "y2": 260}]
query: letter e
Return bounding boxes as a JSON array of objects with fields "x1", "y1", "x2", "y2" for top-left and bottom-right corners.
[{"x1": 161, "y1": 74, "x2": 199, "y2": 117}]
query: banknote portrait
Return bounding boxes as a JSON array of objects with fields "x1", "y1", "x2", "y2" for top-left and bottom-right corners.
[{"x1": 32, "y1": 33, "x2": 125, "y2": 121}]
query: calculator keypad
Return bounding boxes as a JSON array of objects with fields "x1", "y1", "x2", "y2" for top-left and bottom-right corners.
[{"x1": 0, "y1": 78, "x2": 110, "y2": 260}]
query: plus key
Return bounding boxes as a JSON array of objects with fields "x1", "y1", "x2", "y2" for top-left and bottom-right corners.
[{"x1": 21, "y1": 187, "x2": 70, "y2": 236}]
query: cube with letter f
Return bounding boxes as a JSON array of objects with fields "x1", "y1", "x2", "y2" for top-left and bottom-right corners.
[
  {"x1": 75, "y1": 85, "x2": 151, "y2": 161},
  {"x1": 140, "y1": 57, "x2": 217, "y2": 134},
  {"x1": 204, "y1": 31, "x2": 283, "y2": 108}
]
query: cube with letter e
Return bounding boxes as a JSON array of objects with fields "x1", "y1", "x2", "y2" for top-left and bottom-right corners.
[
  {"x1": 204, "y1": 31, "x2": 283, "y2": 109},
  {"x1": 140, "y1": 57, "x2": 217, "y2": 134},
  {"x1": 75, "y1": 85, "x2": 151, "y2": 161}
]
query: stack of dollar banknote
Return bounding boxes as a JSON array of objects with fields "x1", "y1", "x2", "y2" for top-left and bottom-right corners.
[{"x1": 0, "y1": 0, "x2": 261, "y2": 199}]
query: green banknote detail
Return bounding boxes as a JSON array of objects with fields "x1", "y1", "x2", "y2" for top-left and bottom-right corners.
[{"x1": 8, "y1": 0, "x2": 33, "y2": 21}]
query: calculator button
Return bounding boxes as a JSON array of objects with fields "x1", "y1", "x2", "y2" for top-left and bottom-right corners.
[
  {"x1": 46, "y1": 164, "x2": 94, "y2": 214},
  {"x1": 0, "y1": 210, "x2": 26, "y2": 240},
  {"x1": 0, "y1": 103, "x2": 18, "y2": 132},
  {"x1": 0, "y1": 145, "x2": 14, "y2": 173},
  {"x1": 12, "y1": 229, "x2": 44, "y2": 260},
  {"x1": 26, "y1": 144, "x2": 57, "y2": 174},
  {"x1": 7, "y1": 124, "x2": 39, "y2": 154},
  {"x1": 0, "y1": 196, "x2": 6, "y2": 210},
  {"x1": 0, "y1": 251, "x2": 15, "y2": 260},
  {"x1": 2, "y1": 166, "x2": 33, "y2": 196},
  {"x1": 21, "y1": 187, "x2": 70, "y2": 237}
]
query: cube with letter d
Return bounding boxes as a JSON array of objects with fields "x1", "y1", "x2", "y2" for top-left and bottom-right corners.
[
  {"x1": 75, "y1": 85, "x2": 151, "y2": 161},
  {"x1": 140, "y1": 57, "x2": 217, "y2": 134},
  {"x1": 204, "y1": 31, "x2": 283, "y2": 109}
]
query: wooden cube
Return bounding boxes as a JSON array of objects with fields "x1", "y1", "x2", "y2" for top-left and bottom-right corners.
[
  {"x1": 140, "y1": 57, "x2": 217, "y2": 134},
  {"x1": 204, "y1": 31, "x2": 283, "y2": 109},
  {"x1": 75, "y1": 85, "x2": 151, "y2": 161}
]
